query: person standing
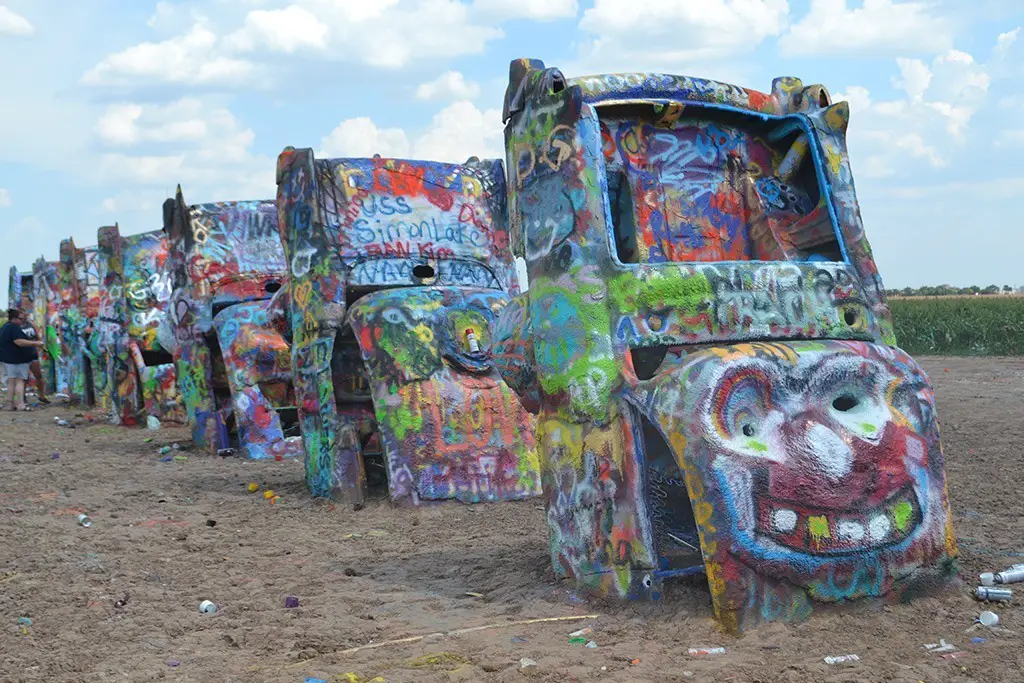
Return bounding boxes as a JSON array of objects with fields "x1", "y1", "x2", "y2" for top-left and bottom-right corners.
[
  {"x1": 20, "y1": 315, "x2": 50, "y2": 404},
  {"x1": 0, "y1": 309, "x2": 45, "y2": 411}
]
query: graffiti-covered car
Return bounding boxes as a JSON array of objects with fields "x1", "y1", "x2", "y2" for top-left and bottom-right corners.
[
  {"x1": 122, "y1": 228, "x2": 182, "y2": 423},
  {"x1": 276, "y1": 148, "x2": 541, "y2": 505},
  {"x1": 8, "y1": 266, "x2": 33, "y2": 312},
  {"x1": 88, "y1": 225, "x2": 182, "y2": 425},
  {"x1": 7, "y1": 265, "x2": 38, "y2": 394},
  {"x1": 32, "y1": 258, "x2": 64, "y2": 397},
  {"x1": 492, "y1": 59, "x2": 958, "y2": 631},
  {"x1": 90, "y1": 224, "x2": 137, "y2": 422},
  {"x1": 163, "y1": 187, "x2": 301, "y2": 459},
  {"x1": 57, "y1": 238, "x2": 102, "y2": 406}
]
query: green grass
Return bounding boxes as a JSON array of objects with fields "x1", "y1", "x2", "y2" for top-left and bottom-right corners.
[{"x1": 890, "y1": 297, "x2": 1024, "y2": 356}]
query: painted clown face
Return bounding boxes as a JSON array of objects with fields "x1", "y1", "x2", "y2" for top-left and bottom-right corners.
[
  {"x1": 648, "y1": 341, "x2": 953, "y2": 600},
  {"x1": 699, "y1": 345, "x2": 935, "y2": 559}
]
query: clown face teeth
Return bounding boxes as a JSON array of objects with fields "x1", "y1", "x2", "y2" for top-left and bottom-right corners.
[
  {"x1": 868, "y1": 514, "x2": 891, "y2": 542},
  {"x1": 837, "y1": 520, "x2": 865, "y2": 542},
  {"x1": 756, "y1": 484, "x2": 921, "y2": 555},
  {"x1": 771, "y1": 508, "x2": 798, "y2": 534}
]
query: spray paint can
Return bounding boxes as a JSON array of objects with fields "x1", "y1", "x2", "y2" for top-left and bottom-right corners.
[
  {"x1": 978, "y1": 611, "x2": 1000, "y2": 627},
  {"x1": 975, "y1": 586, "x2": 1012, "y2": 602},
  {"x1": 823, "y1": 654, "x2": 860, "y2": 665},
  {"x1": 995, "y1": 566, "x2": 1024, "y2": 584},
  {"x1": 465, "y1": 329, "x2": 480, "y2": 354},
  {"x1": 76, "y1": 513, "x2": 92, "y2": 528}
]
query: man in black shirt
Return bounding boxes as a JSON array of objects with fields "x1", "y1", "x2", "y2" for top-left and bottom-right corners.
[{"x1": 0, "y1": 309, "x2": 45, "y2": 411}]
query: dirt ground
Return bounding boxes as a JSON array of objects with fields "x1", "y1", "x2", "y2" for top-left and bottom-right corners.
[{"x1": 1, "y1": 356, "x2": 1023, "y2": 683}]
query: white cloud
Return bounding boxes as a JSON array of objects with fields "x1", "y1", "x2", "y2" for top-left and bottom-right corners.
[
  {"x1": 100, "y1": 191, "x2": 169, "y2": 215},
  {"x1": 307, "y1": 0, "x2": 502, "y2": 68},
  {"x1": 0, "y1": 6, "x2": 33, "y2": 36},
  {"x1": 473, "y1": 0, "x2": 578, "y2": 21},
  {"x1": 318, "y1": 117, "x2": 412, "y2": 159},
  {"x1": 415, "y1": 71, "x2": 481, "y2": 101},
  {"x1": 145, "y1": 1, "x2": 204, "y2": 33},
  {"x1": 0, "y1": 188, "x2": 10, "y2": 207},
  {"x1": 318, "y1": 101, "x2": 504, "y2": 163},
  {"x1": 413, "y1": 100, "x2": 504, "y2": 162},
  {"x1": 995, "y1": 27, "x2": 1019, "y2": 56},
  {"x1": 892, "y1": 58, "x2": 932, "y2": 102},
  {"x1": 85, "y1": 0, "x2": 507, "y2": 85},
  {"x1": 81, "y1": 24, "x2": 258, "y2": 86},
  {"x1": 837, "y1": 39, "x2": 998, "y2": 180},
  {"x1": 92, "y1": 97, "x2": 273, "y2": 201},
  {"x1": 225, "y1": 5, "x2": 329, "y2": 53},
  {"x1": 836, "y1": 85, "x2": 873, "y2": 114},
  {"x1": 95, "y1": 99, "x2": 216, "y2": 147},
  {"x1": 576, "y1": 0, "x2": 788, "y2": 69},
  {"x1": 928, "y1": 50, "x2": 991, "y2": 104},
  {"x1": 780, "y1": 0, "x2": 953, "y2": 57},
  {"x1": 885, "y1": 131, "x2": 946, "y2": 166}
]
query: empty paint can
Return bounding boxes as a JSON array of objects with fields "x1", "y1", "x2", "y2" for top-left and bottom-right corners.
[
  {"x1": 980, "y1": 572, "x2": 995, "y2": 586},
  {"x1": 465, "y1": 329, "x2": 480, "y2": 354},
  {"x1": 978, "y1": 611, "x2": 1000, "y2": 627},
  {"x1": 996, "y1": 567, "x2": 1024, "y2": 584},
  {"x1": 76, "y1": 513, "x2": 92, "y2": 528},
  {"x1": 975, "y1": 586, "x2": 1012, "y2": 602}
]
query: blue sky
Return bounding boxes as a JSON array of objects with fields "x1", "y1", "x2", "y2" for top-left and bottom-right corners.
[{"x1": 0, "y1": 0, "x2": 1022, "y2": 305}]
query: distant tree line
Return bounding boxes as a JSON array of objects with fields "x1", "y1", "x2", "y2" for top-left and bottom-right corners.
[{"x1": 886, "y1": 285, "x2": 1022, "y2": 297}]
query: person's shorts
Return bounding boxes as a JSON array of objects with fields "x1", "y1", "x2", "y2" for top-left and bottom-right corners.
[{"x1": 2, "y1": 363, "x2": 31, "y2": 380}]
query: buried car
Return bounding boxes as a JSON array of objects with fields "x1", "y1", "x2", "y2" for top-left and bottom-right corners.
[
  {"x1": 162, "y1": 188, "x2": 302, "y2": 459},
  {"x1": 492, "y1": 59, "x2": 958, "y2": 631},
  {"x1": 57, "y1": 238, "x2": 102, "y2": 406},
  {"x1": 8, "y1": 266, "x2": 33, "y2": 312},
  {"x1": 276, "y1": 148, "x2": 540, "y2": 505},
  {"x1": 122, "y1": 228, "x2": 183, "y2": 423},
  {"x1": 88, "y1": 225, "x2": 183, "y2": 425},
  {"x1": 89, "y1": 224, "x2": 137, "y2": 423},
  {"x1": 32, "y1": 258, "x2": 64, "y2": 398}
]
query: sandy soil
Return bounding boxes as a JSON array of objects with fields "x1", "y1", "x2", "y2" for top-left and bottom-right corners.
[{"x1": 1, "y1": 356, "x2": 1023, "y2": 683}]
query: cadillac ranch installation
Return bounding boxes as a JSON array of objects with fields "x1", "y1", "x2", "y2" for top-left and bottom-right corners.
[
  {"x1": 491, "y1": 59, "x2": 960, "y2": 631},
  {"x1": 10, "y1": 57, "x2": 1016, "y2": 680}
]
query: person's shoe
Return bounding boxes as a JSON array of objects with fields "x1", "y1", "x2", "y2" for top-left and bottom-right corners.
[{"x1": 38, "y1": 397, "x2": 51, "y2": 404}]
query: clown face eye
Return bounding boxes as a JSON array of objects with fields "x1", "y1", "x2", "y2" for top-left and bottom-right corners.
[
  {"x1": 832, "y1": 395, "x2": 859, "y2": 412},
  {"x1": 813, "y1": 358, "x2": 888, "y2": 441},
  {"x1": 709, "y1": 362, "x2": 783, "y2": 457}
]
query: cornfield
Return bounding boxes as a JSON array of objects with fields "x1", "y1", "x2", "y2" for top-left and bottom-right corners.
[{"x1": 890, "y1": 296, "x2": 1024, "y2": 356}]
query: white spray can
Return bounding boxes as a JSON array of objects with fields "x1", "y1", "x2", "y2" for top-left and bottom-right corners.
[{"x1": 465, "y1": 328, "x2": 480, "y2": 353}]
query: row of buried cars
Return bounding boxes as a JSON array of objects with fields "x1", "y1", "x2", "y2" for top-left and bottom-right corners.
[{"x1": 7, "y1": 59, "x2": 960, "y2": 632}]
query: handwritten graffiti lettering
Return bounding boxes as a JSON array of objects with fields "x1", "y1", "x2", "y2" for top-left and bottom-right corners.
[
  {"x1": 277, "y1": 149, "x2": 530, "y2": 504},
  {"x1": 351, "y1": 258, "x2": 499, "y2": 288},
  {"x1": 351, "y1": 217, "x2": 488, "y2": 249},
  {"x1": 357, "y1": 195, "x2": 412, "y2": 217}
]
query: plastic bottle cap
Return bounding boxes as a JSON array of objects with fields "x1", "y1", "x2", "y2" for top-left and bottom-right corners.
[{"x1": 980, "y1": 572, "x2": 995, "y2": 586}]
